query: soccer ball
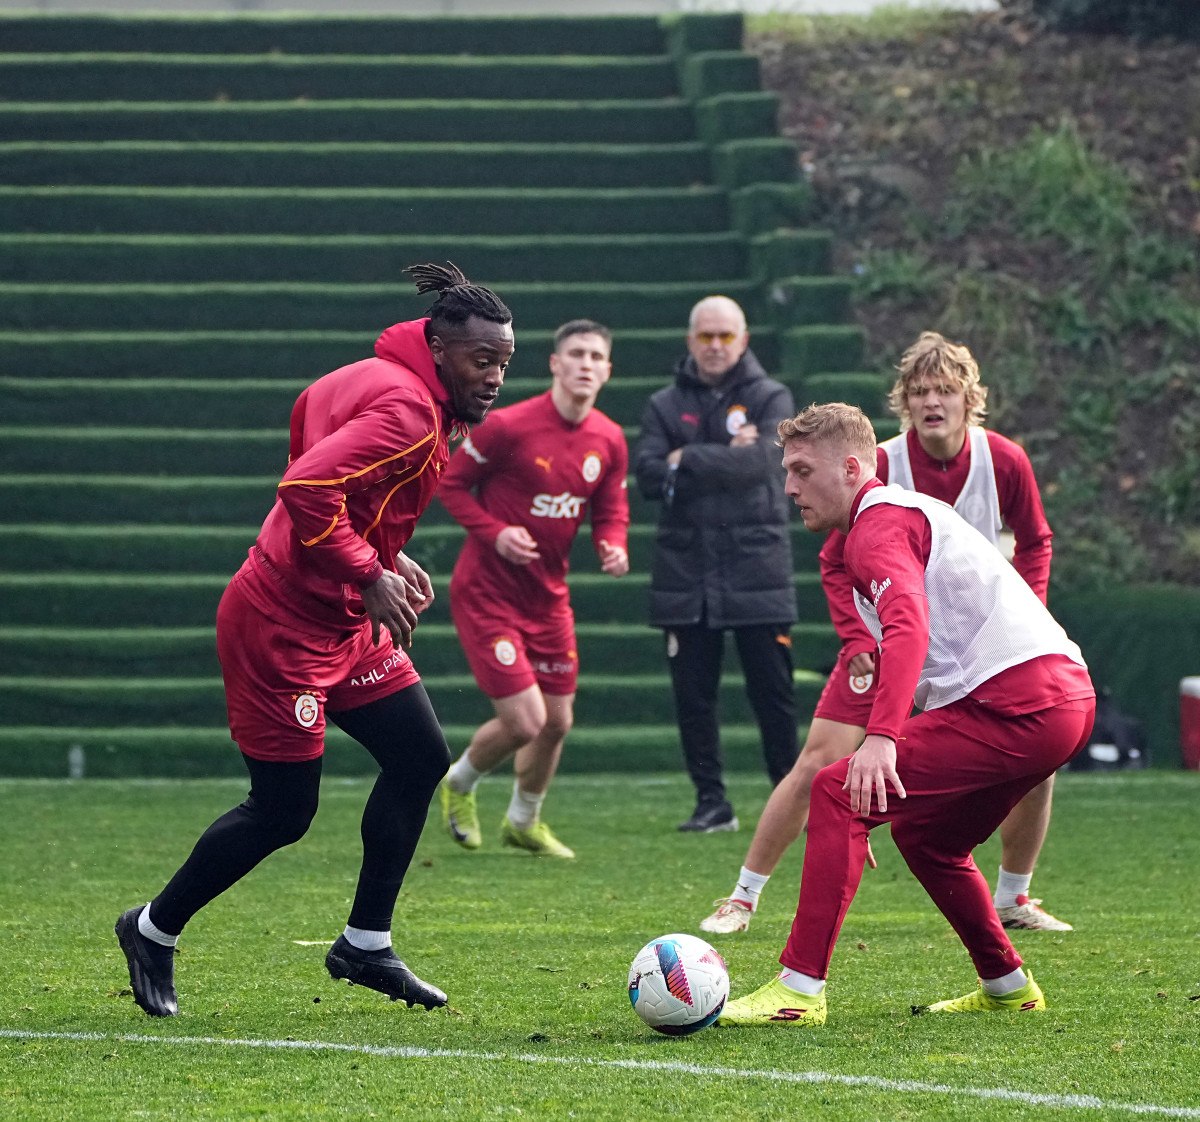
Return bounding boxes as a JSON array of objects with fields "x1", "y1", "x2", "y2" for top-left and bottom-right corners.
[{"x1": 627, "y1": 933, "x2": 729, "y2": 1035}]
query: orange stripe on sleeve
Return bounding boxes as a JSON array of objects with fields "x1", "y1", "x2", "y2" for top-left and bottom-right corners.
[
  {"x1": 279, "y1": 429, "x2": 437, "y2": 491},
  {"x1": 300, "y1": 499, "x2": 347, "y2": 547}
]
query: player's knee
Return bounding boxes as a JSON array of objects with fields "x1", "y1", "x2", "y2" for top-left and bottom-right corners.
[
  {"x1": 501, "y1": 708, "x2": 546, "y2": 745},
  {"x1": 541, "y1": 708, "x2": 573, "y2": 742},
  {"x1": 251, "y1": 794, "x2": 318, "y2": 848}
]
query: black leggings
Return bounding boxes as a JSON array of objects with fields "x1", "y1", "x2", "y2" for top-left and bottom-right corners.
[{"x1": 149, "y1": 683, "x2": 450, "y2": 936}]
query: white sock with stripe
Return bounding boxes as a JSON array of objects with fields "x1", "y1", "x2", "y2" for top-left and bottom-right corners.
[
  {"x1": 730, "y1": 866, "x2": 770, "y2": 911},
  {"x1": 778, "y1": 968, "x2": 825, "y2": 996}
]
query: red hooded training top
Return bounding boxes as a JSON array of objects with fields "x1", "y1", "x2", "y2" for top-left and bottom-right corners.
[{"x1": 237, "y1": 317, "x2": 454, "y2": 629}]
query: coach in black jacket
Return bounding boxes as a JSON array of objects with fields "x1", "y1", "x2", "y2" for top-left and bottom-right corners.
[{"x1": 635, "y1": 295, "x2": 799, "y2": 833}]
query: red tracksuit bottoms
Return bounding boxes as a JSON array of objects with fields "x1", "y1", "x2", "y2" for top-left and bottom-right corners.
[{"x1": 780, "y1": 695, "x2": 1095, "y2": 981}]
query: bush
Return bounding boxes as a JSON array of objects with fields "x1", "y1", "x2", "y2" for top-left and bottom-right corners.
[{"x1": 1021, "y1": 0, "x2": 1200, "y2": 39}]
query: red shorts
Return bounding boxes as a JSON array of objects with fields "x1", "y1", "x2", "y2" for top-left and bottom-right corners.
[
  {"x1": 812, "y1": 646, "x2": 876, "y2": 726},
  {"x1": 451, "y1": 595, "x2": 578, "y2": 700},
  {"x1": 216, "y1": 576, "x2": 421, "y2": 762}
]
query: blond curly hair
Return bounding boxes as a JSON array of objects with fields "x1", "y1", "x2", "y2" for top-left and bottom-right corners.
[{"x1": 888, "y1": 331, "x2": 988, "y2": 429}]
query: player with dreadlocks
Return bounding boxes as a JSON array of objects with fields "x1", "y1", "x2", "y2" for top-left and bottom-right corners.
[{"x1": 115, "y1": 263, "x2": 514, "y2": 1018}]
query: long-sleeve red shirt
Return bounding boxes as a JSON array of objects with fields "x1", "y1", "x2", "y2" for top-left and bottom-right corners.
[
  {"x1": 820, "y1": 426, "x2": 1053, "y2": 658},
  {"x1": 438, "y1": 390, "x2": 629, "y2": 615},
  {"x1": 844, "y1": 480, "x2": 1092, "y2": 741},
  {"x1": 241, "y1": 317, "x2": 454, "y2": 628}
]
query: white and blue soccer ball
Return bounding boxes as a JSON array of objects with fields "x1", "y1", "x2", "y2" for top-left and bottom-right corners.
[{"x1": 627, "y1": 932, "x2": 729, "y2": 1035}]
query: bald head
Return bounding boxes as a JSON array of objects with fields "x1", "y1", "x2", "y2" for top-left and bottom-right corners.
[{"x1": 687, "y1": 295, "x2": 749, "y2": 386}]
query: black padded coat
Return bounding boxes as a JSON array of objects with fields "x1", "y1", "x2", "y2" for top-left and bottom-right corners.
[{"x1": 634, "y1": 349, "x2": 798, "y2": 629}]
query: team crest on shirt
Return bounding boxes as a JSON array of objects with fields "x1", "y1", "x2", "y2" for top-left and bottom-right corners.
[
  {"x1": 726, "y1": 405, "x2": 748, "y2": 435},
  {"x1": 493, "y1": 638, "x2": 518, "y2": 667},
  {"x1": 581, "y1": 452, "x2": 602, "y2": 483},
  {"x1": 294, "y1": 692, "x2": 319, "y2": 728},
  {"x1": 849, "y1": 671, "x2": 874, "y2": 695}
]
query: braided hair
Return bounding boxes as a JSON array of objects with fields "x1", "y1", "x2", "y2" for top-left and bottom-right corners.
[{"x1": 405, "y1": 261, "x2": 512, "y2": 337}]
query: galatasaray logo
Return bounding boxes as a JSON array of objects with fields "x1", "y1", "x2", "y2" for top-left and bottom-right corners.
[
  {"x1": 725, "y1": 405, "x2": 748, "y2": 435},
  {"x1": 582, "y1": 452, "x2": 602, "y2": 483},
  {"x1": 294, "y1": 692, "x2": 319, "y2": 728},
  {"x1": 849, "y1": 671, "x2": 874, "y2": 695},
  {"x1": 493, "y1": 638, "x2": 518, "y2": 667}
]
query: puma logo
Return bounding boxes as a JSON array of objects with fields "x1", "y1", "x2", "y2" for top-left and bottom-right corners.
[{"x1": 534, "y1": 455, "x2": 553, "y2": 472}]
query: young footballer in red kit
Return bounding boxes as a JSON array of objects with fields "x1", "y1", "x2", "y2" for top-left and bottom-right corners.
[
  {"x1": 701, "y1": 332, "x2": 1071, "y2": 937},
  {"x1": 437, "y1": 320, "x2": 629, "y2": 857},
  {"x1": 115, "y1": 263, "x2": 514, "y2": 1018},
  {"x1": 718, "y1": 403, "x2": 1094, "y2": 1026}
]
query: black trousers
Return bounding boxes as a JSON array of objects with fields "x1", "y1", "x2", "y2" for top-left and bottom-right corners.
[
  {"x1": 149, "y1": 683, "x2": 450, "y2": 937},
  {"x1": 665, "y1": 622, "x2": 799, "y2": 808}
]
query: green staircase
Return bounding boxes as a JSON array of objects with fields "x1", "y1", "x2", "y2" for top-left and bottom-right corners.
[{"x1": 0, "y1": 11, "x2": 891, "y2": 779}]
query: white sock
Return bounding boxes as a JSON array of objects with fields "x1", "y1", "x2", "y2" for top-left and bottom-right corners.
[
  {"x1": 994, "y1": 866, "x2": 1032, "y2": 908},
  {"x1": 778, "y1": 968, "x2": 825, "y2": 996},
  {"x1": 343, "y1": 925, "x2": 391, "y2": 952},
  {"x1": 138, "y1": 904, "x2": 178, "y2": 948},
  {"x1": 506, "y1": 784, "x2": 544, "y2": 830},
  {"x1": 731, "y1": 866, "x2": 770, "y2": 911},
  {"x1": 982, "y1": 967, "x2": 1028, "y2": 996},
  {"x1": 446, "y1": 752, "x2": 484, "y2": 794}
]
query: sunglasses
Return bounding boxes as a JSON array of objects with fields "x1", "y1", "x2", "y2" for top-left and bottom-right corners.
[{"x1": 694, "y1": 331, "x2": 739, "y2": 346}]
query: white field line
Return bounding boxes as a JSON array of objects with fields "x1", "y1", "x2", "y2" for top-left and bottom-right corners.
[{"x1": 2, "y1": 1028, "x2": 1198, "y2": 1118}]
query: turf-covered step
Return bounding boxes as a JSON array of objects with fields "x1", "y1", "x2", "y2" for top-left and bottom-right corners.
[
  {"x1": 5, "y1": 372, "x2": 833, "y2": 430},
  {"x1": 0, "y1": 470, "x2": 846, "y2": 531},
  {"x1": 0, "y1": 571, "x2": 829, "y2": 629},
  {"x1": 802, "y1": 371, "x2": 891, "y2": 415},
  {"x1": 781, "y1": 325, "x2": 866, "y2": 374},
  {"x1": 0, "y1": 328, "x2": 784, "y2": 384},
  {"x1": 0, "y1": 14, "x2": 723, "y2": 58},
  {"x1": 0, "y1": 278, "x2": 849, "y2": 334},
  {"x1": 0, "y1": 140, "x2": 717, "y2": 190},
  {"x1": 0, "y1": 427, "x2": 289, "y2": 476},
  {"x1": 0, "y1": 621, "x2": 839, "y2": 680},
  {"x1": 0, "y1": 720, "x2": 789, "y2": 780},
  {"x1": 0, "y1": 231, "x2": 832, "y2": 286},
  {"x1": 0, "y1": 100, "x2": 701, "y2": 146},
  {"x1": 0, "y1": 521, "x2": 828, "y2": 577},
  {"x1": 0, "y1": 418, "x2": 895, "y2": 476},
  {"x1": 0, "y1": 55, "x2": 683, "y2": 104},
  {"x1": 0, "y1": 672, "x2": 826, "y2": 730},
  {"x1": 0, "y1": 186, "x2": 735, "y2": 237}
]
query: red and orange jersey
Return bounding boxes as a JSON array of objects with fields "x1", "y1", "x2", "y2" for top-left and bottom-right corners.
[
  {"x1": 439, "y1": 390, "x2": 629, "y2": 615},
  {"x1": 244, "y1": 318, "x2": 454, "y2": 627}
]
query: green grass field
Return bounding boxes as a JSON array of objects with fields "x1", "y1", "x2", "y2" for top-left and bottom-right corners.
[{"x1": 2, "y1": 770, "x2": 1197, "y2": 1120}]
